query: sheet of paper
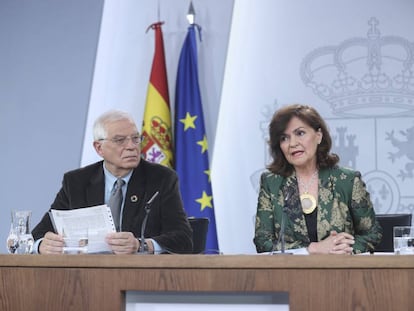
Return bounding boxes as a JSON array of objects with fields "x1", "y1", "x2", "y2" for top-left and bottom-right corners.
[
  {"x1": 49, "y1": 205, "x2": 116, "y2": 253},
  {"x1": 257, "y1": 248, "x2": 309, "y2": 255}
]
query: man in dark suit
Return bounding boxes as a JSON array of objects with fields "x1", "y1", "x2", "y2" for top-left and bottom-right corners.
[{"x1": 32, "y1": 110, "x2": 193, "y2": 254}]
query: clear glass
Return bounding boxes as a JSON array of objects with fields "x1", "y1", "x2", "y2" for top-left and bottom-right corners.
[
  {"x1": 393, "y1": 226, "x2": 414, "y2": 255},
  {"x1": 6, "y1": 210, "x2": 34, "y2": 254},
  {"x1": 16, "y1": 233, "x2": 34, "y2": 254},
  {"x1": 62, "y1": 227, "x2": 88, "y2": 254},
  {"x1": 6, "y1": 223, "x2": 19, "y2": 254}
]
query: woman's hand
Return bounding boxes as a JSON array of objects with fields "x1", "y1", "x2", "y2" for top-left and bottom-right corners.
[{"x1": 308, "y1": 231, "x2": 355, "y2": 255}]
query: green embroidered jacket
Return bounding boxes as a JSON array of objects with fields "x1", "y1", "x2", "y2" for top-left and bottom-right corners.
[{"x1": 254, "y1": 166, "x2": 382, "y2": 254}]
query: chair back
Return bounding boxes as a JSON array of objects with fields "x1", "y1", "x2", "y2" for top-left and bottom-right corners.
[
  {"x1": 188, "y1": 217, "x2": 209, "y2": 254},
  {"x1": 375, "y1": 213, "x2": 412, "y2": 252}
]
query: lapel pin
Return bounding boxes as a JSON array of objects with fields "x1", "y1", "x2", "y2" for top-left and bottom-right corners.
[{"x1": 130, "y1": 195, "x2": 138, "y2": 203}]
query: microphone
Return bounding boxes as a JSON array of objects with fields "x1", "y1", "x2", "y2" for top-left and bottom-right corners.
[
  {"x1": 138, "y1": 191, "x2": 159, "y2": 253},
  {"x1": 272, "y1": 188, "x2": 293, "y2": 255},
  {"x1": 280, "y1": 189, "x2": 292, "y2": 254}
]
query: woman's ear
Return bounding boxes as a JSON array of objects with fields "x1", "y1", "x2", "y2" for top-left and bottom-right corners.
[{"x1": 317, "y1": 128, "x2": 323, "y2": 144}]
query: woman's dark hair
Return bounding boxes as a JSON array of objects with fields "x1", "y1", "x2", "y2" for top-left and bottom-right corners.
[{"x1": 267, "y1": 104, "x2": 339, "y2": 176}]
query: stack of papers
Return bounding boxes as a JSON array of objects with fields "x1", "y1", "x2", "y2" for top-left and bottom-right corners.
[{"x1": 49, "y1": 204, "x2": 116, "y2": 253}]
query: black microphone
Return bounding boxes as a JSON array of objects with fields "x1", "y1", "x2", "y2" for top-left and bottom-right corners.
[
  {"x1": 272, "y1": 188, "x2": 293, "y2": 255},
  {"x1": 138, "y1": 191, "x2": 159, "y2": 253}
]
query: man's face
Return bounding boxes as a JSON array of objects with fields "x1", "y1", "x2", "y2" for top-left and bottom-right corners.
[{"x1": 94, "y1": 119, "x2": 141, "y2": 177}]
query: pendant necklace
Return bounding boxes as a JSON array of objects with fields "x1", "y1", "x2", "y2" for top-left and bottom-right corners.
[{"x1": 297, "y1": 170, "x2": 318, "y2": 214}]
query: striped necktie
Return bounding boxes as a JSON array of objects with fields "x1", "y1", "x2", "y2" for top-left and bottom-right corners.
[{"x1": 108, "y1": 178, "x2": 125, "y2": 231}]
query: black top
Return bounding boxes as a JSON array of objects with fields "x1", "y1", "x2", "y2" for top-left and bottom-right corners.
[{"x1": 304, "y1": 209, "x2": 318, "y2": 242}]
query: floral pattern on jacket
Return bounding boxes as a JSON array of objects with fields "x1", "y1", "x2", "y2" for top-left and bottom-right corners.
[{"x1": 254, "y1": 166, "x2": 382, "y2": 254}]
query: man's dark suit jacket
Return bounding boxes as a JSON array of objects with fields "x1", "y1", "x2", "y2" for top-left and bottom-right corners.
[{"x1": 32, "y1": 159, "x2": 193, "y2": 253}]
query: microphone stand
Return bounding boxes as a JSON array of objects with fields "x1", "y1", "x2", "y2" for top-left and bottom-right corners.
[
  {"x1": 272, "y1": 189, "x2": 293, "y2": 255},
  {"x1": 138, "y1": 191, "x2": 159, "y2": 253},
  {"x1": 280, "y1": 210, "x2": 286, "y2": 254}
]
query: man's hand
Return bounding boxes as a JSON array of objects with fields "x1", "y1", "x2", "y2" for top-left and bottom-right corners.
[
  {"x1": 39, "y1": 231, "x2": 64, "y2": 254},
  {"x1": 105, "y1": 232, "x2": 151, "y2": 254}
]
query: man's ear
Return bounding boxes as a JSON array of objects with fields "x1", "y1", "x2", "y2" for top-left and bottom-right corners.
[{"x1": 93, "y1": 141, "x2": 104, "y2": 157}]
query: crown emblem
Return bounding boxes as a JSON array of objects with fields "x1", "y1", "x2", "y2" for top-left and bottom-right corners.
[
  {"x1": 300, "y1": 17, "x2": 414, "y2": 117},
  {"x1": 141, "y1": 116, "x2": 172, "y2": 165},
  {"x1": 148, "y1": 116, "x2": 172, "y2": 150}
]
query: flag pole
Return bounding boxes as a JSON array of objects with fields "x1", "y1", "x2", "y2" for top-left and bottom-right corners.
[
  {"x1": 141, "y1": 20, "x2": 173, "y2": 168},
  {"x1": 187, "y1": 1, "x2": 195, "y2": 25},
  {"x1": 174, "y1": 3, "x2": 220, "y2": 254}
]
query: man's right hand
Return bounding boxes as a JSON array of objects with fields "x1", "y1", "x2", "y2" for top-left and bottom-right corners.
[{"x1": 39, "y1": 231, "x2": 64, "y2": 254}]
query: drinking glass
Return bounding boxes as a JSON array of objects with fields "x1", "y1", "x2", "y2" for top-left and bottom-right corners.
[
  {"x1": 393, "y1": 226, "x2": 414, "y2": 255},
  {"x1": 17, "y1": 233, "x2": 34, "y2": 254},
  {"x1": 6, "y1": 210, "x2": 34, "y2": 254},
  {"x1": 6, "y1": 224, "x2": 19, "y2": 254},
  {"x1": 62, "y1": 227, "x2": 89, "y2": 254}
]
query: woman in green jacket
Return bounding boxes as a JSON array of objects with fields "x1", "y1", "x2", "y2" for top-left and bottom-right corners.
[{"x1": 254, "y1": 104, "x2": 382, "y2": 254}]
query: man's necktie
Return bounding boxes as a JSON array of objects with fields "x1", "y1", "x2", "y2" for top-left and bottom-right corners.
[{"x1": 108, "y1": 178, "x2": 125, "y2": 231}]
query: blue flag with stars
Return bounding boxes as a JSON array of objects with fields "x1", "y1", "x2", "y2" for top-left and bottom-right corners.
[{"x1": 174, "y1": 25, "x2": 219, "y2": 254}]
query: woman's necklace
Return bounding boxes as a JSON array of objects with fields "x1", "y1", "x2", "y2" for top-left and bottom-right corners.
[{"x1": 297, "y1": 170, "x2": 318, "y2": 214}]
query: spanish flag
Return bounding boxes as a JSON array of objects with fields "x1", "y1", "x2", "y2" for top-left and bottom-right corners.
[{"x1": 141, "y1": 22, "x2": 173, "y2": 168}]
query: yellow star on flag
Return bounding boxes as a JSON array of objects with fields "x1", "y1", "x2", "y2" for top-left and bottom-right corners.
[
  {"x1": 195, "y1": 191, "x2": 213, "y2": 211},
  {"x1": 180, "y1": 112, "x2": 197, "y2": 131},
  {"x1": 204, "y1": 169, "x2": 211, "y2": 182},
  {"x1": 197, "y1": 135, "x2": 208, "y2": 153}
]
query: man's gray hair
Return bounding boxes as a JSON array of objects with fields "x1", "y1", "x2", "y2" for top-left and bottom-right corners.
[{"x1": 93, "y1": 110, "x2": 136, "y2": 141}]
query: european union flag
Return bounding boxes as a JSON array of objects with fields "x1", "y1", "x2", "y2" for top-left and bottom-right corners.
[{"x1": 174, "y1": 25, "x2": 219, "y2": 254}]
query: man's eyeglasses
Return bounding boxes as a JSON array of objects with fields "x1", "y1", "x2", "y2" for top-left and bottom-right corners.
[{"x1": 99, "y1": 135, "x2": 142, "y2": 146}]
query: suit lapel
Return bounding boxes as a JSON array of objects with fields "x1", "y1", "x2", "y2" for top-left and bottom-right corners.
[
  {"x1": 281, "y1": 175, "x2": 309, "y2": 242},
  {"x1": 122, "y1": 161, "x2": 147, "y2": 232},
  {"x1": 317, "y1": 168, "x2": 334, "y2": 240},
  {"x1": 125, "y1": 164, "x2": 146, "y2": 210},
  {"x1": 86, "y1": 162, "x2": 105, "y2": 207}
]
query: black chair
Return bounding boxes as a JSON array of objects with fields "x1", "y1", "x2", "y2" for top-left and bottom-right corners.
[
  {"x1": 375, "y1": 213, "x2": 412, "y2": 252},
  {"x1": 188, "y1": 217, "x2": 209, "y2": 254}
]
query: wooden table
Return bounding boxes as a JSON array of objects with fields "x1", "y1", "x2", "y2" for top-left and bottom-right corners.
[{"x1": 0, "y1": 254, "x2": 413, "y2": 310}]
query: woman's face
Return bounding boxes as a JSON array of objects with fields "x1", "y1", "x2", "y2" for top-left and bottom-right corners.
[{"x1": 279, "y1": 116, "x2": 322, "y2": 171}]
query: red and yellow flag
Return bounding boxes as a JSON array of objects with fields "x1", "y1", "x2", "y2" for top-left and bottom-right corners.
[{"x1": 141, "y1": 22, "x2": 173, "y2": 168}]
